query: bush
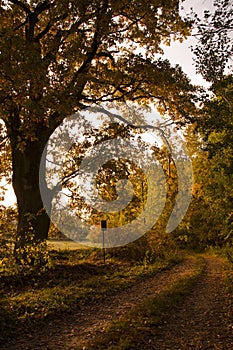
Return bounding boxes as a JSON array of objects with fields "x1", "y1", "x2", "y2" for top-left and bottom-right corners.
[
  {"x1": 1, "y1": 234, "x2": 53, "y2": 279},
  {"x1": 14, "y1": 240, "x2": 53, "y2": 273}
]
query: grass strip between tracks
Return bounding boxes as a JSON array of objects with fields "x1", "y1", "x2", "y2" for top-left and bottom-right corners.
[{"x1": 87, "y1": 256, "x2": 206, "y2": 350}]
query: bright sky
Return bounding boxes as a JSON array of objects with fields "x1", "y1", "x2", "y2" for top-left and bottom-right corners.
[
  {"x1": 161, "y1": 0, "x2": 214, "y2": 87},
  {"x1": 1, "y1": 0, "x2": 215, "y2": 207}
]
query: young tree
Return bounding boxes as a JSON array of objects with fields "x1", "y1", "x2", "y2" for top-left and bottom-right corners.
[{"x1": 0, "y1": 0, "x2": 195, "y2": 248}]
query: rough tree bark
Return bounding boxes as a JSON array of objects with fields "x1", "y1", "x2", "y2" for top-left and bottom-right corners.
[{"x1": 7, "y1": 116, "x2": 53, "y2": 249}]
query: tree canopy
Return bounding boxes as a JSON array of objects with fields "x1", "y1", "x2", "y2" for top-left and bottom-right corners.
[
  {"x1": 0, "y1": 0, "x2": 196, "y2": 248},
  {"x1": 192, "y1": 0, "x2": 233, "y2": 82},
  {"x1": 176, "y1": 0, "x2": 233, "y2": 247}
]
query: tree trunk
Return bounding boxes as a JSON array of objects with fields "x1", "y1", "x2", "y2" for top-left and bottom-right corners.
[{"x1": 12, "y1": 139, "x2": 52, "y2": 250}]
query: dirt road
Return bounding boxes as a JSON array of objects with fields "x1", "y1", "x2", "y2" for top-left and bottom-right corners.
[
  {"x1": 2, "y1": 255, "x2": 232, "y2": 350},
  {"x1": 142, "y1": 256, "x2": 232, "y2": 350}
]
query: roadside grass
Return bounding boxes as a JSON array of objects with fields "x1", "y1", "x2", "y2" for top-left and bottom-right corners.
[
  {"x1": 206, "y1": 245, "x2": 233, "y2": 293},
  {"x1": 86, "y1": 256, "x2": 206, "y2": 350},
  {"x1": 225, "y1": 264, "x2": 233, "y2": 293},
  {"x1": 223, "y1": 263, "x2": 233, "y2": 332},
  {"x1": 0, "y1": 247, "x2": 183, "y2": 343},
  {"x1": 204, "y1": 245, "x2": 233, "y2": 340}
]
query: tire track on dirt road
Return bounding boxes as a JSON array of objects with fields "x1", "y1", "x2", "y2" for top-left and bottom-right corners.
[{"x1": 3, "y1": 256, "x2": 198, "y2": 350}]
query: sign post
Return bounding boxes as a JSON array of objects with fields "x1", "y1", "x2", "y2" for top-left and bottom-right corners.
[{"x1": 101, "y1": 220, "x2": 107, "y2": 264}]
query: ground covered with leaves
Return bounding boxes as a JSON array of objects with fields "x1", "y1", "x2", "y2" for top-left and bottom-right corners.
[
  {"x1": 0, "y1": 248, "x2": 232, "y2": 350},
  {"x1": 0, "y1": 247, "x2": 181, "y2": 347}
]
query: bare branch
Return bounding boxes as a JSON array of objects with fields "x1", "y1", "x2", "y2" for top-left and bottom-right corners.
[{"x1": 87, "y1": 105, "x2": 173, "y2": 154}]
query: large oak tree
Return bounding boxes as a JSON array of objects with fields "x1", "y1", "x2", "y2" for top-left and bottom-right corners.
[{"x1": 0, "y1": 0, "x2": 195, "y2": 248}]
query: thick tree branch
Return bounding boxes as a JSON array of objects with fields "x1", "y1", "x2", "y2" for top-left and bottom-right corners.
[
  {"x1": 35, "y1": 20, "x2": 52, "y2": 41},
  {"x1": 35, "y1": 12, "x2": 69, "y2": 41},
  {"x1": 0, "y1": 136, "x2": 8, "y2": 147},
  {"x1": 35, "y1": 0, "x2": 55, "y2": 15},
  {"x1": 8, "y1": 0, "x2": 31, "y2": 14}
]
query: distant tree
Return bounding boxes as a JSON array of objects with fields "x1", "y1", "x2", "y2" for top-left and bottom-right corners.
[
  {"x1": 187, "y1": 0, "x2": 233, "y2": 246},
  {"x1": 0, "y1": 0, "x2": 195, "y2": 249},
  {"x1": 184, "y1": 76, "x2": 233, "y2": 246},
  {"x1": 192, "y1": 0, "x2": 233, "y2": 82}
]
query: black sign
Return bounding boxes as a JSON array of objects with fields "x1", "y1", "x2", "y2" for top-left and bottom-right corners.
[{"x1": 101, "y1": 220, "x2": 107, "y2": 229}]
